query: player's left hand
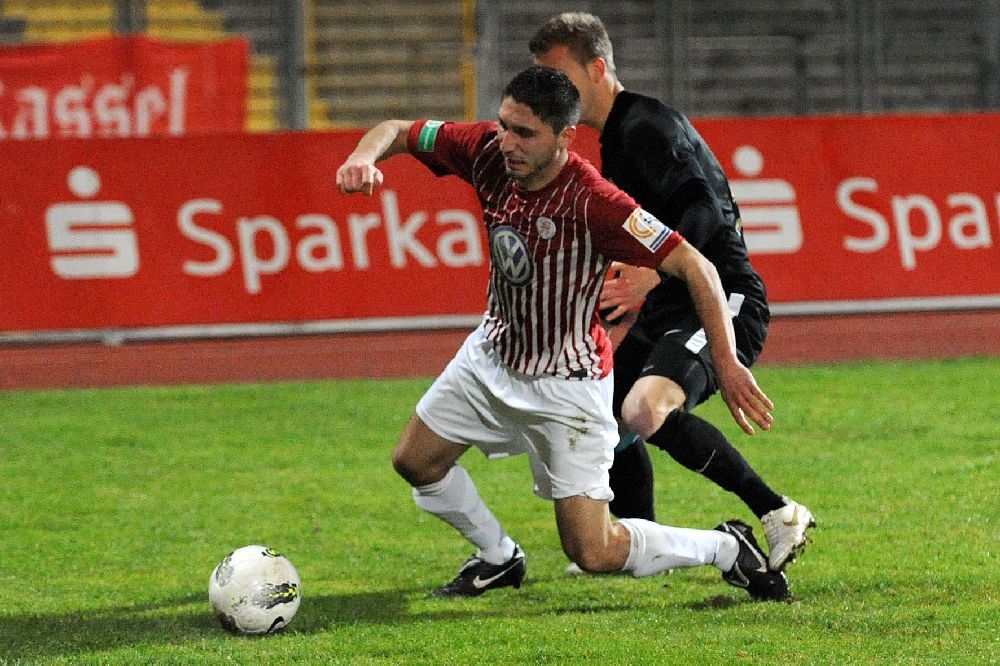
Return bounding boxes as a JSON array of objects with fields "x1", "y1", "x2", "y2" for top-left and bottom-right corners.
[{"x1": 717, "y1": 360, "x2": 774, "y2": 435}]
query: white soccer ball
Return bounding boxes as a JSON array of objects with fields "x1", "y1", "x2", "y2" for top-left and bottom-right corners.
[{"x1": 208, "y1": 545, "x2": 301, "y2": 635}]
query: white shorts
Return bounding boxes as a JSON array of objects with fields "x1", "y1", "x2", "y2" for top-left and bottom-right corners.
[{"x1": 416, "y1": 326, "x2": 618, "y2": 501}]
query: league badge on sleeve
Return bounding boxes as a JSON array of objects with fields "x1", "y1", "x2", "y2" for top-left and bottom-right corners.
[{"x1": 623, "y1": 208, "x2": 671, "y2": 252}]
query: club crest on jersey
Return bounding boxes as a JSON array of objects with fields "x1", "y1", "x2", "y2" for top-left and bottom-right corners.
[
  {"x1": 535, "y1": 216, "x2": 556, "y2": 240},
  {"x1": 624, "y1": 208, "x2": 671, "y2": 252},
  {"x1": 489, "y1": 225, "x2": 533, "y2": 286}
]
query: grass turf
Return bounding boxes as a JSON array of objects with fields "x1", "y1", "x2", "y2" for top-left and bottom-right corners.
[{"x1": 1, "y1": 356, "x2": 997, "y2": 664}]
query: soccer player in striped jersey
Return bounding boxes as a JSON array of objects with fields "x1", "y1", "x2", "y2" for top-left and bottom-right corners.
[
  {"x1": 336, "y1": 65, "x2": 788, "y2": 601},
  {"x1": 530, "y1": 12, "x2": 814, "y2": 571}
]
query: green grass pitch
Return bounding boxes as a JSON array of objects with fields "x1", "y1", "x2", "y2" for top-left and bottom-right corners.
[{"x1": 1, "y1": 356, "x2": 997, "y2": 664}]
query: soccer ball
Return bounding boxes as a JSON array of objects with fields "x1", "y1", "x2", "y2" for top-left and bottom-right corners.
[{"x1": 208, "y1": 545, "x2": 301, "y2": 635}]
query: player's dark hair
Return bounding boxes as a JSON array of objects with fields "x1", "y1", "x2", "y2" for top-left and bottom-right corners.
[
  {"x1": 528, "y1": 11, "x2": 616, "y2": 74},
  {"x1": 502, "y1": 65, "x2": 581, "y2": 134}
]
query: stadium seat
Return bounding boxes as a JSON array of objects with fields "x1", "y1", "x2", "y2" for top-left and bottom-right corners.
[
  {"x1": 144, "y1": 0, "x2": 277, "y2": 131},
  {"x1": 308, "y1": 0, "x2": 470, "y2": 127},
  {"x1": 0, "y1": 16, "x2": 27, "y2": 44},
  {"x1": 3, "y1": 1, "x2": 114, "y2": 41}
]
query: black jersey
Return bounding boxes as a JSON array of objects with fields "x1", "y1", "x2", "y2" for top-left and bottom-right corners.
[{"x1": 600, "y1": 91, "x2": 768, "y2": 329}]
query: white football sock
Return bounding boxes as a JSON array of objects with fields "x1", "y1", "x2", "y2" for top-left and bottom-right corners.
[
  {"x1": 412, "y1": 465, "x2": 514, "y2": 564},
  {"x1": 619, "y1": 518, "x2": 739, "y2": 577}
]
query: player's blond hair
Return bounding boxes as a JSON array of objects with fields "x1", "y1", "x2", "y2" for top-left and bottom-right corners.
[{"x1": 529, "y1": 12, "x2": 617, "y2": 75}]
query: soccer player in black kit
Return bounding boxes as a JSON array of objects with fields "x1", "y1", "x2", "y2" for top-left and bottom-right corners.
[{"x1": 531, "y1": 12, "x2": 815, "y2": 571}]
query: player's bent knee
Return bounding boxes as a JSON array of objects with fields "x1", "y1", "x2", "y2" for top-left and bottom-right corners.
[
  {"x1": 566, "y1": 547, "x2": 620, "y2": 574},
  {"x1": 391, "y1": 415, "x2": 464, "y2": 486},
  {"x1": 555, "y1": 496, "x2": 630, "y2": 572},
  {"x1": 562, "y1": 532, "x2": 629, "y2": 573},
  {"x1": 620, "y1": 397, "x2": 668, "y2": 440},
  {"x1": 390, "y1": 448, "x2": 420, "y2": 484},
  {"x1": 621, "y1": 380, "x2": 686, "y2": 439}
]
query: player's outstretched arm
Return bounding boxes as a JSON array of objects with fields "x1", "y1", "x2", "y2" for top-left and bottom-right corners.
[
  {"x1": 657, "y1": 241, "x2": 774, "y2": 435},
  {"x1": 336, "y1": 119, "x2": 415, "y2": 195}
]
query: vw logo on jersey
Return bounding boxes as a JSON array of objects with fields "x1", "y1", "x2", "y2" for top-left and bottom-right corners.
[{"x1": 489, "y1": 225, "x2": 534, "y2": 286}]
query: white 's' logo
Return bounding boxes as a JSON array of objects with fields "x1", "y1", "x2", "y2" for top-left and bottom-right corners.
[
  {"x1": 45, "y1": 166, "x2": 139, "y2": 279},
  {"x1": 729, "y1": 146, "x2": 803, "y2": 254}
]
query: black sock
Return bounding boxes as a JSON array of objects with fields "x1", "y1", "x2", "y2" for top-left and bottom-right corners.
[
  {"x1": 646, "y1": 411, "x2": 784, "y2": 518},
  {"x1": 608, "y1": 440, "x2": 656, "y2": 521}
]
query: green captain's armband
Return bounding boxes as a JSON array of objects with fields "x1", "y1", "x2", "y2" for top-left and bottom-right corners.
[{"x1": 416, "y1": 120, "x2": 445, "y2": 152}]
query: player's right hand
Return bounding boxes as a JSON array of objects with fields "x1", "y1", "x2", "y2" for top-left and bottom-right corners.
[
  {"x1": 336, "y1": 158, "x2": 384, "y2": 195},
  {"x1": 716, "y1": 360, "x2": 774, "y2": 436},
  {"x1": 599, "y1": 262, "x2": 658, "y2": 321}
]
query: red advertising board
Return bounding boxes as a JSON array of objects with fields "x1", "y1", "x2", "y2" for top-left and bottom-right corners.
[
  {"x1": 0, "y1": 35, "x2": 248, "y2": 140},
  {"x1": 1, "y1": 131, "x2": 489, "y2": 335},
  {"x1": 691, "y1": 114, "x2": 1000, "y2": 312},
  {"x1": 1, "y1": 114, "x2": 998, "y2": 340}
]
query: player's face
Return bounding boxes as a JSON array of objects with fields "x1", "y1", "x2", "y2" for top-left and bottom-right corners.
[
  {"x1": 533, "y1": 45, "x2": 600, "y2": 128},
  {"x1": 496, "y1": 97, "x2": 572, "y2": 191}
]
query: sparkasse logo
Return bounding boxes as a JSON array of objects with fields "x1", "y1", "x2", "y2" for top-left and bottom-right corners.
[
  {"x1": 45, "y1": 165, "x2": 140, "y2": 279},
  {"x1": 41, "y1": 165, "x2": 484, "y2": 294},
  {"x1": 728, "y1": 145, "x2": 804, "y2": 254}
]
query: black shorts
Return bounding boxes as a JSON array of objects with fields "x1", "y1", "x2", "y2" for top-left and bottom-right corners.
[{"x1": 611, "y1": 293, "x2": 769, "y2": 416}]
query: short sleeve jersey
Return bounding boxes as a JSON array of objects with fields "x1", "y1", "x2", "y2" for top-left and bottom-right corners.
[{"x1": 407, "y1": 119, "x2": 683, "y2": 379}]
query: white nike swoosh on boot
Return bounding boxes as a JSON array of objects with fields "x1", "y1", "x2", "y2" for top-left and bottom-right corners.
[{"x1": 472, "y1": 561, "x2": 520, "y2": 588}]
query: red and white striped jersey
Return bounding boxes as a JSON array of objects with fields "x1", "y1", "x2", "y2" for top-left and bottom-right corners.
[{"x1": 407, "y1": 119, "x2": 683, "y2": 379}]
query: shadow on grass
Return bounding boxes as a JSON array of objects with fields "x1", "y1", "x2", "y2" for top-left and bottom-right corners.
[
  {"x1": 0, "y1": 586, "x2": 531, "y2": 660},
  {"x1": 0, "y1": 591, "x2": 215, "y2": 662},
  {"x1": 0, "y1": 581, "x2": 757, "y2": 660},
  {"x1": 292, "y1": 589, "x2": 424, "y2": 631},
  {"x1": 296, "y1": 585, "x2": 640, "y2": 631},
  {"x1": 685, "y1": 594, "x2": 742, "y2": 610}
]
